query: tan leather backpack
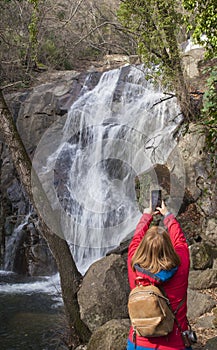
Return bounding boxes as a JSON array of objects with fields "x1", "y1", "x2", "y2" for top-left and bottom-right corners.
[
  {"x1": 128, "y1": 283, "x2": 175, "y2": 337},
  {"x1": 128, "y1": 264, "x2": 195, "y2": 349}
]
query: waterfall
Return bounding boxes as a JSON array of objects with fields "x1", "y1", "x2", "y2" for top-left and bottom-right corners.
[
  {"x1": 32, "y1": 65, "x2": 183, "y2": 274},
  {"x1": 4, "y1": 212, "x2": 32, "y2": 272}
]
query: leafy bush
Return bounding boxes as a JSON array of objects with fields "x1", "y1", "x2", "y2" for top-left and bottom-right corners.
[{"x1": 201, "y1": 66, "x2": 217, "y2": 172}]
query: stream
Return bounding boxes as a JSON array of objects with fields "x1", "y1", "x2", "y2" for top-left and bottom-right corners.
[{"x1": 0, "y1": 271, "x2": 64, "y2": 350}]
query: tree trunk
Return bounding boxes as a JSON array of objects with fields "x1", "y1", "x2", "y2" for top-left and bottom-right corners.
[
  {"x1": 172, "y1": 57, "x2": 195, "y2": 120},
  {"x1": 156, "y1": 2, "x2": 195, "y2": 120},
  {"x1": 164, "y1": 38, "x2": 195, "y2": 119},
  {"x1": 0, "y1": 89, "x2": 91, "y2": 344}
]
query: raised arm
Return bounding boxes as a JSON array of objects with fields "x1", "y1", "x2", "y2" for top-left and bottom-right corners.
[
  {"x1": 164, "y1": 214, "x2": 188, "y2": 249},
  {"x1": 156, "y1": 201, "x2": 188, "y2": 250},
  {"x1": 128, "y1": 212, "x2": 153, "y2": 261}
]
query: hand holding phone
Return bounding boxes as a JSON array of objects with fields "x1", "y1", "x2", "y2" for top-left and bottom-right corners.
[{"x1": 156, "y1": 200, "x2": 168, "y2": 216}]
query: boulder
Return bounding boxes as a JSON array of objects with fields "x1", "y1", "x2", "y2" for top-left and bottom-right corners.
[
  {"x1": 87, "y1": 319, "x2": 130, "y2": 350},
  {"x1": 189, "y1": 243, "x2": 213, "y2": 270},
  {"x1": 204, "y1": 218, "x2": 217, "y2": 243},
  {"x1": 196, "y1": 315, "x2": 216, "y2": 329},
  {"x1": 188, "y1": 269, "x2": 217, "y2": 289},
  {"x1": 182, "y1": 47, "x2": 205, "y2": 80},
  {"x1": 205, "y1": 336, "x2": 217, "y2": 350},
  {"x1": 78, "y1": 254, "x2": 129, "y2": 332},
  {"x1": 177, "y1": 124, "x2": 207, "y2": 201},
  {"x1": 187, "y1": 289, "x2": 216, "y2": 319}
]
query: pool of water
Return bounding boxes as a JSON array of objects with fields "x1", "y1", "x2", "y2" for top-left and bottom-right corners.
[{"x1": 0, "y1": 271, "x2": 67, "y2": 350}]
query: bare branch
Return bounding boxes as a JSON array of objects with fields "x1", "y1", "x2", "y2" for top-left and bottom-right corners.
[
  {"x1": 73, "y1": 21, "x2": 117, "y2": 47},
  {"x1": 151, "y1": 94, "x2": 176, "y2": 108},
  {"x1": 0, "y1": 81, "x2": 23, "y2": 91},
  {"x1": 62, "y1": 0, "x2": 85, "y2": 27}
]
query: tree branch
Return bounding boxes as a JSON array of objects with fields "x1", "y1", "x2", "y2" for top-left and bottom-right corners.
[
  {"x1": 0, "y1": 81, "x2": 22, "y2": 90},
  {"x1": 61, "y1": 0, "x2": 85, "y2": 28},
  {"x1": 151, "y1": 93, "x2": 176, "y2": 108}
]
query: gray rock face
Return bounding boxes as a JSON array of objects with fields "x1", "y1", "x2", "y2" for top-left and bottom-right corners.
[
  {"x1": 188, "y1": 269, "x2": 217, "y2": 289},
  {"x1": 6, "y1": 70, "x2": 101, "y2": 155},
  {"x1": 190, "y1": 242, "x2": 213, "y2": 270},
  {"x1": 178, "y1": 124, "x2": 207, "y2": 202},
  {"x1": 187, "y1": 289, "x2": 216, "y2": 319},
  {"x1": 178, "y1": 123, "x2": 216, "y2": 218},
  {"x1": 205, "y1": 337, "x2": 217, "y2": 350},
  {"x1": 204, "y1": 218, "x2": 217, "y2": 243},
  {"x1": 78, "y1": 254, "x2": 129, "y2": 332},
  {"x1": 87, "y1": 319, "x2": 130, "y2": 350}
]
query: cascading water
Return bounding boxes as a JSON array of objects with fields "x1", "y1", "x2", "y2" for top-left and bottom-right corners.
[
  {"x1": 0, "y1": 217, "x2": 62, "y2": 350},
  {"x1": 4, "y1": 212, "x2": 32, "y2": 272},
  {"x1": 32, "y1": 65, "x2": 183, "y2": 274}
]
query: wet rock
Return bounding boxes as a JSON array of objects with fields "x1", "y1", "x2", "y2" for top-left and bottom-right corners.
[
  {"x1": 7, "y1": 179, "x2": 28, "y2": 215},
  {"x1": 27, "y1": 223, "x2": 57, "y2": 276}
]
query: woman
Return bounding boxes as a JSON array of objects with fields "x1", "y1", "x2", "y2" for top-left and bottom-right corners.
[{"x1": 127, "y1": 201, "x2": 192, "y2": 350}]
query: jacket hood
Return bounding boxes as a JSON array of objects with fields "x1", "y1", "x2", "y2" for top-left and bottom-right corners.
[
  {"x1": 155, "y1": 266, "x2": 178, "y2": 282},
  {"x1": 134, "y1": 264, "x2": 178, "y2": 284}
]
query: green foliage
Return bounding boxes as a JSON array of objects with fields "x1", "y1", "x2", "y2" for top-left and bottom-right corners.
[
  {"x1": 57, "y1": 10, "x2": 66, "y2": 21},
  {"x1": 118, "y1": 0, "x2": 184, "y2": 86},
  {"x1": 39, "y1": 36, "x2": 61, "y2": 66},
  {"x1": 39, "y1": 35, "x2": 74, "y2": 70},
  {"x1": 200, "y1": 67, "x2": 217, "y2": 171},
  {"x1": 202, "y1": 68, "x2": 217, "y2": 118},
  {"x1": 117, "y1": 0, "x2": 196, "y2": 119},
  {"x1": 183, "y1": 0, "x2": 217, "y2": 58},
  {"x1": 42, "y1": 38, "x2": 57, "y2": 57},
  {"x1": 27, "y1": 0, "x2": 40, "y2": 66}
]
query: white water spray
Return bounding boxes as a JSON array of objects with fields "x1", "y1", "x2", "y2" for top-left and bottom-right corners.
[{"x1": 4, "y1": 212, "x2": 32, "y2": 271}]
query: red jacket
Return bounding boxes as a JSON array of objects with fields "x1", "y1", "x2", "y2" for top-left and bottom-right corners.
[{"x1": 128, "y1": 213, "x2": 190, "y2": 350}]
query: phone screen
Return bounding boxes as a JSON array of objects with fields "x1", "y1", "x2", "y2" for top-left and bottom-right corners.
[{"x1": 151, "y1": 190, "x2": 162, "y2": 211}]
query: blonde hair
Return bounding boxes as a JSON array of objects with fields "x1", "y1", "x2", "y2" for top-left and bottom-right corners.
[{"x1": 131, "y1": 226, "x2": 180, "y2": 274}]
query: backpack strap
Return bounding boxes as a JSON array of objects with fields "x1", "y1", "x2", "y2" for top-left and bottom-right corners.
[
  {"x1": 159, "y1": 285, "x2": 188, "y2": 347},
  {"x1": 134, "y1": 264, "x2": 186, "y2": 317},
  {"x1": 159, "y1": 285, "x2": 186, "y2": 313}
]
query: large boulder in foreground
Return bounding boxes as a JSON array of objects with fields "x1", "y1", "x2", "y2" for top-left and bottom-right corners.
[
  {"x1": 78, "y1": 254, "x2": 129, "y2": 332},
  {"x1": 87, "y1": 319, "x2": 130, "y2": 350}
]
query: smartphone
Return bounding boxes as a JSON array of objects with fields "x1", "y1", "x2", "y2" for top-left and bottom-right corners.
[{"x1": 151, "y1": 190, "x2": 162, "y2": 211}]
